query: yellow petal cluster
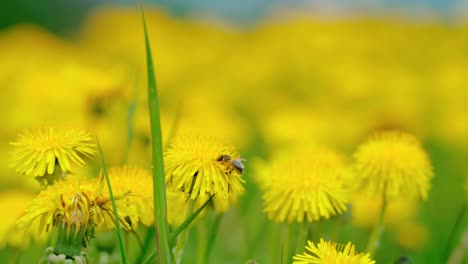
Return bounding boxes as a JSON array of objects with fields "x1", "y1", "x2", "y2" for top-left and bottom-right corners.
[
  {"x1": 16, "y1": 175, "x2": 137, "y2": 234},
  {"x1": 293, "y1": 239, "x2": 375, "y2": 264},
  {"x1": 9, "y1": 128, "x2": 96, "y2": 177}
]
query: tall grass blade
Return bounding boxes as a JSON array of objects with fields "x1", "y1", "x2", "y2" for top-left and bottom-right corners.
[
  {"x1": 141, "y1": 7, "x2": 172, "y2": 264},
  {"x1": 97, "y1": 138, "x2": 128, "y2": 264}
]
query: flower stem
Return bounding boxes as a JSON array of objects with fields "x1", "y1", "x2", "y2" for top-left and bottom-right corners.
[
  {"x1": 281, "y1": 223, "x2": 293, "y2": 264},
  {"x1": 195, "y1": 222, "x2": 207, "y2": 264},
  {"x1": 444, "y1": 202, "x2": 467, "y2": 262},
  {"x1": 295, "y1": 222, "x2": 309, "y2": 254},
  {"x1": 204, "y1": 213, "x2": 223, "y2": 263},
  {"x1": 366, "y1": 191, "x2": 388, "y2": 256}
]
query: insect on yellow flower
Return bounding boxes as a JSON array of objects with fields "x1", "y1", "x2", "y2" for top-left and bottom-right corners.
[
  {"x1": 293, "y1": 239, "x2": 376, "y2": 264},
  {"x1": 9, "y1": 128, "x2": 96, "y2": 183},
  {"x1": 164, "y1": 133, "x2": 245, "y2": 200}
]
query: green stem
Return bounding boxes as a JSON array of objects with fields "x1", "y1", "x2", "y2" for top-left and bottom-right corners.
[
  {"x1": 330, "y1": 214, "x2": 344, "y2": 241},
  {"x1": 173, "y1": 200, "x2": 196, "y2": 264},
  {"x1": 444, "y1": 202, "x2": 467, "y2": 262},
  {"x1": 204, "y1": 213, "x2": 223, "y2": 263},
  {"x1": 295, "y1": 222, "x2": 309, "y2": 254},
  {"x1": 366, "y1": 191, "x2": 388, "y2": 256},
  {"x1": 195, "y1": 220, "x2": 207, "y2": 264},
  {"x1": 246, "y1": 216, "x2": 269, "y2": 260},
  {"x1": 281, "y1": 223, "x2": 293, "y2": 264}
]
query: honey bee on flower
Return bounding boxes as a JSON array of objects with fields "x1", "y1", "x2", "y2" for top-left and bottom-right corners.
[
  {"x1": 164, "y1": 133, "x2": 245, "y2": 201},
  {"x1": 216, "y1": 154, "x2": 245, "y2": 175}
]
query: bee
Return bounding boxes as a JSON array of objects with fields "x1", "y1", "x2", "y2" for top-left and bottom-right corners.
[{"x1": 217, "y1": 155, "x2": 245, "y2": 175}]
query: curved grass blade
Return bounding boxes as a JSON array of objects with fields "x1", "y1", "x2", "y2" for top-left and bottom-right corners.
[
  {"x1": 143, "y1": 195, "x2": 214, "y2": 264},
  {"x1": 170, "y1": 196, "x2": 214, "y2": 245},
  {"x1": 141, "y1": 6, "x2": 172, "y2": 264},
  {"x1": 97, "y1": 138, "x2": 128, "y2": 264}
]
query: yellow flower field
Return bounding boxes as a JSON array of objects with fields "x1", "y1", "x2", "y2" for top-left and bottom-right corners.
[{"x1": 0, "y1": 5, "x2": 467, "y2": 264}]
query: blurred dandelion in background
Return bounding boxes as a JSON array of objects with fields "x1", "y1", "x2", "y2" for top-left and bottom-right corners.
[
  {"x1": 261, "y1": 147, "x2": 351, "y2": 223},
  {"x1": 353, "y1": 131, "x2": 433, "y2": 200}
]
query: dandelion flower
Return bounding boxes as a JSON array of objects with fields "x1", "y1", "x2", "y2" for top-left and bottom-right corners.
[
  {"x1": 107, "y1": 166, "x2": 154, "y2": 226},
  {"x1": 9, "y1": 128, "x2": 96, "y2": 179},
  {"x1": 17, "y1": 175, "x2": 137, "y2": 235},
  {"x1": 165, "y1": 134, "x2": 245, "y2": 200},
  {"x1": 353, "y1": 131, "x2": 433, "y2": 199},
  {"x1": 293, "y1": 239, "x2": 375, "y2": 264},
  {"x1": 262, "y1": 147, "x2": 350, "y2": 223}
]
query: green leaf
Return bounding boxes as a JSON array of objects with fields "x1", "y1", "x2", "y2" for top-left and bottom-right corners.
[
  {"x1": 141, "y1": 7, "x2": 172, "y2": 264},
  {"x1": 97, "y1": 138, "x2": 128, "y2": 264}
]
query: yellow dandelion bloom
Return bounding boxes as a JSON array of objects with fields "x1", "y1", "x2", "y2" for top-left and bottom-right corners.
[
  {"x1": 262, "y1": 148, "x2": 350, "y2": 223},
  {"x1": 107, "y1": 166, "x2": 154, "y2": 226},
  {"x1": 353, "y1": 131, "x2": 433, "y2": 199},
  {"x1": 293, "y1": 239, "x2": 375, "y2": 264},
  {"x1": 17, "y1": 175, "x2": 137, "y2": 234},
  {"x1": 165, "y1": 134, "x2": 245, "y2": 200},
  {"x1": 10, "y1": 128, "x2": 96, "y2": 178}
]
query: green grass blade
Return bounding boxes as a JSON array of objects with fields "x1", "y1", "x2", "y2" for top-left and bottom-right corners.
[
  {"x1": 141, "y1": 7, "x2": 172, "y2": 264},
  {"x1": 97, "y1": 138, "x2": 128, "y2": 264},
  {"x1": 143, "y1": 196, "x2": 214, "y2": 264},
  {"x1": 169, "y1": 196, "x2": 214, "y2": 245}
]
